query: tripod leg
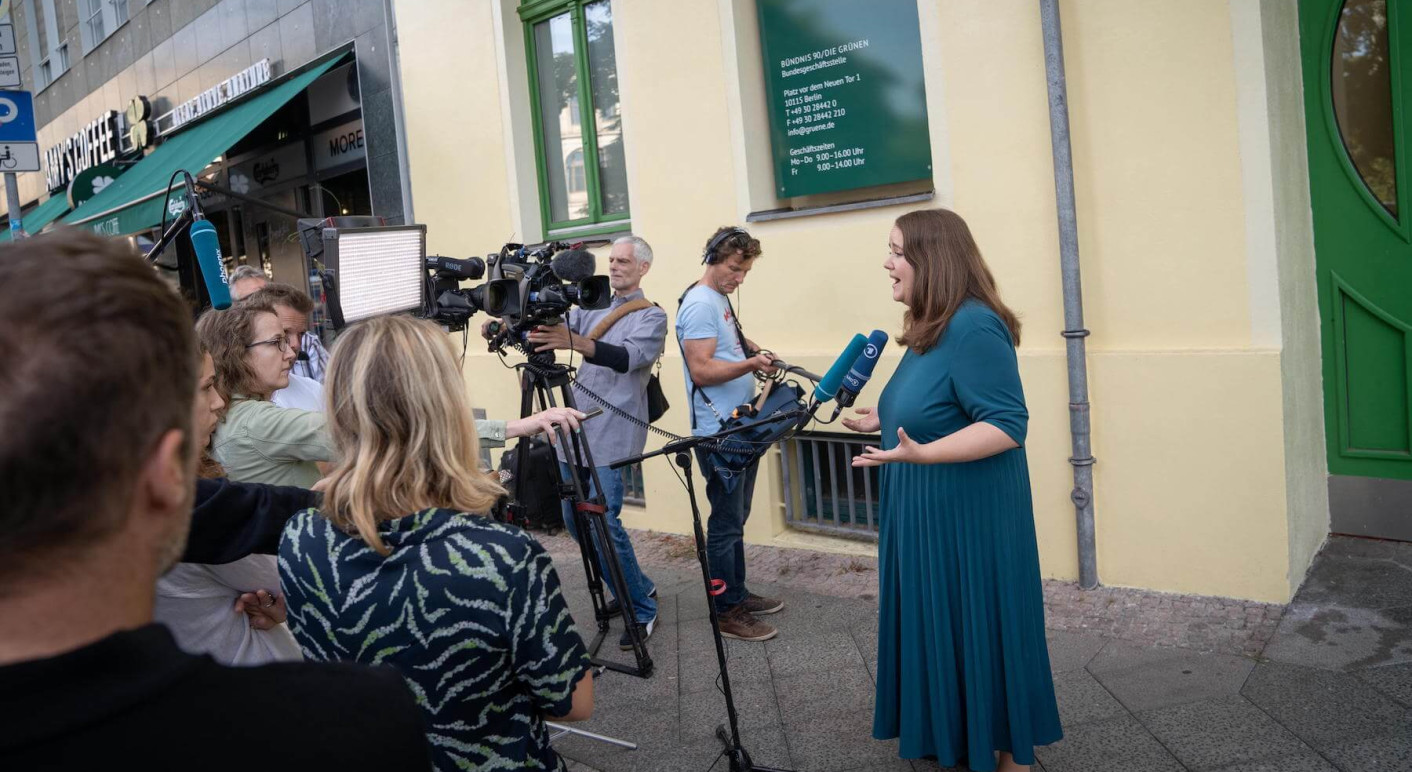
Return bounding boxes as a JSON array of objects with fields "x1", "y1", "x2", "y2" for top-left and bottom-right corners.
[
  {"x1": 546, "y1": 722, "x2": 638, "y2": 750},
  {"x1": 536, "y1": 390, "x2": 614, "y2": 636},
  {"x1": 512, "y1": 360, "x2": 654, "y2": 679},
  {"x1": 554, "y1": 385, "x2": 653, "y2": 676}
]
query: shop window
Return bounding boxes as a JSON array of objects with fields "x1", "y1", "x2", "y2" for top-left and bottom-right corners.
[
  {"x1": 79, "y1": 0, "x2": 128, "y2": 55},
  {"x1": 521, "y1": 0, "x2": 630, "y2": 237},
  {"x1": 23, "y1": 0, "x2": 71, "y2": 91}
]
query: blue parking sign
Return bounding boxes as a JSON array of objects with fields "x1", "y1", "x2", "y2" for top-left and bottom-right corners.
[{"x1": 0, "y1": 91, "x2": 36, "y2": 143}]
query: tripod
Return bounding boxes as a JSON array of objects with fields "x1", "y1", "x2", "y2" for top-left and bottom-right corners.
[
  {"x1": 509, "y1": 351, "x2": 654, "y2": 678},
  {"x1": 613, "y1": 415, "x2": 805, "y2": 772}
]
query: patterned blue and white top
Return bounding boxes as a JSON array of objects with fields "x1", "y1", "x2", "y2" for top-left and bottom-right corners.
[{"x1": 279, "y1": 507, "x2": 591, "y2": 771}]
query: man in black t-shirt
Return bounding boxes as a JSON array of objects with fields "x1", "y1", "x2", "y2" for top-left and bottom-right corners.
[{"x1": 0, "y1": 232, "x2": 430, "y2": 771}]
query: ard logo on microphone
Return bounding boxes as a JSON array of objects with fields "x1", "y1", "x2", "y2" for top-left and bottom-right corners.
[{"x1": 864, "y1": 343, "x2": 878, "y2": 359}]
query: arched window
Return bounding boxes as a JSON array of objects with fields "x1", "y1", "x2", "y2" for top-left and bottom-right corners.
[{"x1": 566, "y1": 148, "x2": 586, "y2": 193}]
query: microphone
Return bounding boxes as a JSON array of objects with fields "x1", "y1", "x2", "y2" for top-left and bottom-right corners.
[
  {"x1": 812, "y1": 333, "x2": 867, "y2": 403},
  {"x1": 835, "y1": 330, "x2": 889, "y2": 410},
  {"x1": 188, "y1": 218, "x2": 232, "y2": 310},
  {"x1": 177, "y1": 171, "x2": 230, "y2": 310},
  {"x1": 549, "y1": 249, "x2": 596, "y2": 282}
]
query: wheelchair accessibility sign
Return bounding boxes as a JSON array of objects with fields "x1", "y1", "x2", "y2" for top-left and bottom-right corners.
[{"x1": 0, "y1": 90, "x2": 39, "y2": 172}]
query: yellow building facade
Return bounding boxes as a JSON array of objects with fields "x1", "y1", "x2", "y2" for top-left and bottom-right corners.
[{"x1": 394, "y1": 0, "x2": 1331, "y2": 604}]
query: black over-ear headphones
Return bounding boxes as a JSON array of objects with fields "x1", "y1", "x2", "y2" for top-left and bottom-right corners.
[{"x1": 702, "y1": 227, "x2": 751, "y2": 265}]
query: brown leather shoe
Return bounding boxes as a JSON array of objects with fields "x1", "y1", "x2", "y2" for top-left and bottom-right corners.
[
  {"x1": 742, "y1": 593, "x2": 784, "y2": 615},
  {"x1": 718, "y1": 605, "x2": 778, "y2": 642}
]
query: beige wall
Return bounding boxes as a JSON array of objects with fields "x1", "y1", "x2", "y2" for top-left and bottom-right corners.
[
  {"x1": 1250, "y1": 0, "x2": 1331, "y2": 595},
  {"x1": 395, "y1": 0, "x2": 1325, "y2": 602}
]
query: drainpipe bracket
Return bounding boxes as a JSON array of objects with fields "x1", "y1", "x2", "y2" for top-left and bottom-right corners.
[
  {"x1": 1061, "y1": 328, "x2": 1091, "y2": 339},
  {"x1": 1070, "y1": 487, "x2": 1092, "y2": 508}
]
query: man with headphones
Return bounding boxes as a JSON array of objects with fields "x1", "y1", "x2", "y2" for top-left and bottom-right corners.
[{"x1": 676, "y1": 226, "x2": 785, "y2": 642}]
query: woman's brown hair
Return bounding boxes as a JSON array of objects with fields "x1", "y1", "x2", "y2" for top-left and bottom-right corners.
[
  {"x1": 319, "y1": 315, "x2": 505, "y2": 555},
  {"x1": 194, "y1": 340, "x2": 227, "y2": 480},
  {"x1": 195, "y1": 305, "x2": 277, "y2": 404},
  {"x1": 894, "y1": 209, "x2": 1022, "y2": 352}
]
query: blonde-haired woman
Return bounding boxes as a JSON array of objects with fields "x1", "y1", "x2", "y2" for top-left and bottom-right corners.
[{"x1": 279, "y1": 315, "x2": 594, "y2": 772}]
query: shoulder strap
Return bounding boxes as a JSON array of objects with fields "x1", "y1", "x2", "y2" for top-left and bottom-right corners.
[
  {"x1": 678, "y1": 281, "x2": 697, "y2": 307},
  {"x1": 723, "y1": 295, "x2": 751, "y2": 356},
  {"x1": 587, "y1": 298, "x2": 652, "y2": 341}
]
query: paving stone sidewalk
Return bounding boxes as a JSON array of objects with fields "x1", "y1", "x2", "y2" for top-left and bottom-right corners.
[{"x1": 538, "y1": 530, "x2": 1412, "y2": 772}]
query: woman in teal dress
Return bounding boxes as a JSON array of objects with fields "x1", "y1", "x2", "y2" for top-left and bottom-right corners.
[{"x1": 845, "y1": 208, "x2": 1062, "y2": 771}]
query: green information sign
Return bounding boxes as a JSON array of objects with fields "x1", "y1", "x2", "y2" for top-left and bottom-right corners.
[{"x1": 757, "y1": 0, "x2": 932, "y2": 198}]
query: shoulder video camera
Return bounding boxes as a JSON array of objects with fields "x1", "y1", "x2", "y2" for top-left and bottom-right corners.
[{"x1": 424, "y1": 241, "x2": 611, "y2": 352}]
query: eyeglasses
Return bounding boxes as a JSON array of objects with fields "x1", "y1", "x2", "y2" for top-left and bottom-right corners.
[{"x1": 245, "y1": 335, "x2": 291, "y2": 353}]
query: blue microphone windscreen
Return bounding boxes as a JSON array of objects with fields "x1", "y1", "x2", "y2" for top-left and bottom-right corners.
[
  {"x1": 842, "y1": 329, "x2": 890, "y2": 393},
  {"x1": 814, "y1": 333, "x2": 867, "y2": 403},
  {"x1": 189, "y1": 219, "x2": 232, "y2": 310}
]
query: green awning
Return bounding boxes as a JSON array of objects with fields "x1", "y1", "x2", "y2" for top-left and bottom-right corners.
[
  {"x1": 63, "y1": 54, "x2": 345, "y2": 237},
  {"x1": 0, "y1": 193, "x2": 71, "y2": 242}
]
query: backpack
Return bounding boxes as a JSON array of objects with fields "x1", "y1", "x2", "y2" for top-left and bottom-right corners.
[{"x1": 496, "y1": 437, "x2": 564, "y2": 533}]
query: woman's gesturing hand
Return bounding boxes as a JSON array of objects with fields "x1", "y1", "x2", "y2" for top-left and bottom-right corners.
[
  {"x1": 841, "y1": 407, "x2": 881, "y2": 434},
  {"x1": 852, "y1": 427, "x2": 924, "y2": 467},
  {"x1": 506, "y1": 407, "x2": 586, "y2": 443}
]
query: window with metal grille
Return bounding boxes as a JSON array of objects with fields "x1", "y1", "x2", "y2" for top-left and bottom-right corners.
[
  {"x1": 622, "y1": 461, "x2": 646, "y2": 506},
  {"x1": 781, "y1": 431, "x2": 883, "y2": 540}
]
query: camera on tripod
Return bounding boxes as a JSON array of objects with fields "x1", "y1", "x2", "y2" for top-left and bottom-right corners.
[{"x1": 424, "y1": 241, "x2": 611, "y2": 351}]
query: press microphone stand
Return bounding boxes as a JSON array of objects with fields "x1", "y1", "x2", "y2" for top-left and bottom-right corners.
[
  {"x1": 143, "y1": 171, "x2": 204, "y2": 265},
  {"x1": 768, "y1": 358, "x2": 823, "y2": 384},
  {"x1": 611, "y1": 412, "x2": 806, "y2": 772},
  {"x1": 143, "y1": 206, "x2": 194, "y2": 264}
]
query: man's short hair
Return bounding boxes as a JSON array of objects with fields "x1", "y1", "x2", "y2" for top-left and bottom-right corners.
[
  {"x1": 241, "y1": 283, "x2": 314, "y2": 315},
  {"x1": 612, "y1": 235, "x2": 654, "y2": 265},
  {"x1": 704, "y1": 226, "x2": 762, "y2": 263},
  {"x1": 229, "y1": 265, "x2": 266, "y2": 284},
  {"x1": 0, "y1": 230, "x2": 197, "y2": 581}
]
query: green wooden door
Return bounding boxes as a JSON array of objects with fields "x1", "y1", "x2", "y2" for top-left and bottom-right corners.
[{"x1": 1304, "y1": 0, "x2": 1412, "y2": 538}]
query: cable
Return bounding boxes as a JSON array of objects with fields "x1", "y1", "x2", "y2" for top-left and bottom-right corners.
[
  {"x1": 310, "y1": 183, "x2": 345, "y2": 216},
  {"x1": 151, "y1": 169, "x2": 191, "y2": 264},
  {"x1": 484, "y1": 328, "x2": 824, "y2": 481}
]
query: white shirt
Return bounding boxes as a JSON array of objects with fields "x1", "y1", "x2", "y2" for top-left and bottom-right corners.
[
  {"x1": 271, "y1": 372, "x2": 324, "y2": 412},
  {"x1": 155, "y1": 556, "x2": 304, "y2": 665}
]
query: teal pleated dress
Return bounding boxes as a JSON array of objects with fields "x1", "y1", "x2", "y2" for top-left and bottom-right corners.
[{"x1": 872, "y1": 300, "x2": 1062, "y2": 770}]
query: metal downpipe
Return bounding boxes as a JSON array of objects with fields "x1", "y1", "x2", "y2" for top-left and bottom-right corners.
[{"x1": 1039, "y1": 0, "x2": 1099, "y2": 590}]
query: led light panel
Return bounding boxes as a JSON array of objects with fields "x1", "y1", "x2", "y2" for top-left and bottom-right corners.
[{"x1": 331, "y1": 227, "x2": 425, "y2": 323}]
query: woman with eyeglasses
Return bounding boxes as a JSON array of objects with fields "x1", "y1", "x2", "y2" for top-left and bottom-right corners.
[
  {"x1": 170, "y1": 302, "x2": 583, "y2": 668},
  {"x1": 201, "y1": 301, "x2": 328, "y2": 489},
  {"x1": 154, "y1": 309, "x2": 313, "y2": 665}
]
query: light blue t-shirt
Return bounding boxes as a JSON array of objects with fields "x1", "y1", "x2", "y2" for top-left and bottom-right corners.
[{"x1": 677, "y1": 284, "x2": 756, "y2": 436}]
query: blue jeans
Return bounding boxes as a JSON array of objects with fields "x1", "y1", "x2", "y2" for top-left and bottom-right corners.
[
  {"x1": 694, "y1": 449, "x2": 761, "y2": 612},
  {"x1": 559, "y1": 462, "x2": 658, "y2": 624}
]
